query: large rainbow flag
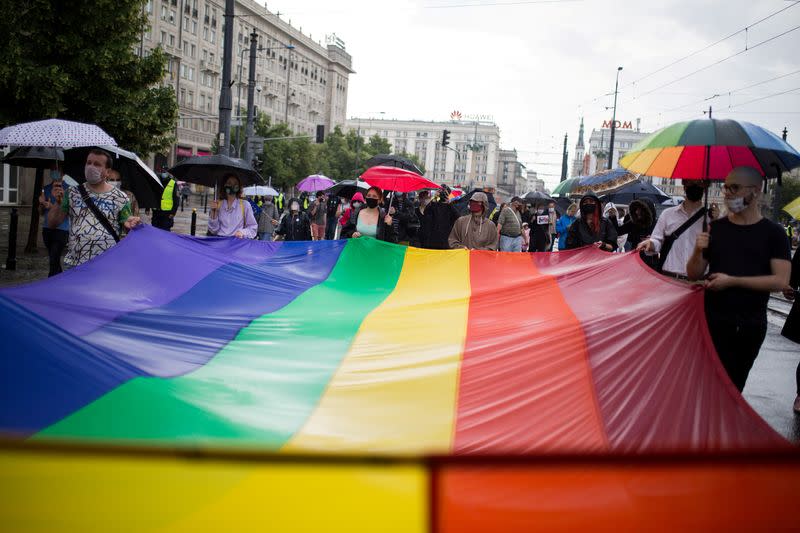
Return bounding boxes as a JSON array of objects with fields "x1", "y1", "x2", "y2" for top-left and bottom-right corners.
[{"x1": 1, "y1": 225, "x2": 797, "y2": 532}]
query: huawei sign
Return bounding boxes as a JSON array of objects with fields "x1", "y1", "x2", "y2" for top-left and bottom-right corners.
[{"x1": 450, "y1": 110, "x2": 463, "y2": 120}]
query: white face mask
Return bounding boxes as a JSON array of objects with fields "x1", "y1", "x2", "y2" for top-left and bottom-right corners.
[
  {"x1": 85, "y1": 165, "x2": 103, "y2": 184},
  {"x1": 109, "y1": 181, "x2": 121, "y2": 189},
  {"x1": 725, "y1": 196, "x2": 748, "y2": 213}
]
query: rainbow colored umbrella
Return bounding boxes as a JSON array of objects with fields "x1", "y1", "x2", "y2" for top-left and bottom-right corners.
[
  {"x1": 619, "y1": 119, "x2": 800, "y2": 180},
  {"x1": 573, "y1": 168, "x2": 639, "y2": 195}
]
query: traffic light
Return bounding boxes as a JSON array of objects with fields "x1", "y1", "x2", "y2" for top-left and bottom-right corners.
[
  {"x1": 316, "y1": 124, "x2": 325, "y2": 144},
  {"x1": 442, "y1": 129, "x2": 451, "y2": 147}
]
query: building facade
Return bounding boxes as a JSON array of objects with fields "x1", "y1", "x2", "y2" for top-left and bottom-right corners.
[
  {"x1": 583, "y1": 118, "x2": 649, "y2": 174},
  {"x1": 346, "y1": 118, "x2": 501, "y2": 192},
  {"x1": 526, "y1": 170, "x2": 546, "y2": 194},
  {"x1": 496, "y1": 149, "x2": 526, "y2": 201},
  {"x1": 142, "y1": 0, "x2": 353, "y2": 166}
]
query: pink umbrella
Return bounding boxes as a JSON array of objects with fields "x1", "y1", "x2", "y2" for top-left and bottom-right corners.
[
  {"x1": 360, "y1": 165, "x2": 439, "y2": 193},
  {"x1": 297, "y1": 174, "x2": 334, "y2": 192}
]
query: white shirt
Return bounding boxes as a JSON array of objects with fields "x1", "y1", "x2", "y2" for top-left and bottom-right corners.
[{"x1": 649, "y1": 202, "x2": 712, "y2": 275}]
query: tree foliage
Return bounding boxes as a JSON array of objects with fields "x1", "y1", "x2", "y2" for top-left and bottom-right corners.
[{"x1": 0, "y1": 0, "x2": 177, "y2": 155}]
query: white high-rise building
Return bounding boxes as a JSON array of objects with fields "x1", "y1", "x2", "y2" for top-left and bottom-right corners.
[
  {"x1": 585, "y1": 118, "x2": 649, "y2": 173},
  {"x1": 346, "y1": 117, "x2": 501, "y2": 191}
]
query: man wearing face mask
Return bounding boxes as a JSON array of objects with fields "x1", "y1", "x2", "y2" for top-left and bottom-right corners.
[
  {"x1": 687, "y1": 167, "x2": 791, "y2": 392},
  {"x1": 38, "y1": 163, "x2": 71, "y2": 276},
  {"x1": 449, "y1": 192, "x2": 498, "y2": 250},
  {"x1": 637, "y1": 179, "x2": 718, "y2": 278},
  {"x1": 276, "y1": 197, "x2": 312, "y2": 241},
  {"x1": 151, "y1": 171, "x2": 179, "y2": 231},
  {"x1": 45, "y1": 149, "x2": 141, "y2": 268}
]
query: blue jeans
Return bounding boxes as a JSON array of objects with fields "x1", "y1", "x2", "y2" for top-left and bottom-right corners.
[{"x1": 499, "y1": 234, "x2": 522, "y2": 252}]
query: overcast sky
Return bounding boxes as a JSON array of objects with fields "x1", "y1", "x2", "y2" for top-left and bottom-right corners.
[{"x1": 269, "y1": 0, "x2": 800, "y2": 188}]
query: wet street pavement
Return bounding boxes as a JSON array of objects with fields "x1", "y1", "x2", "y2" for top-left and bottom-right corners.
[{"x1": 744, "y1": 311, "x2": 800, "y2": 443}]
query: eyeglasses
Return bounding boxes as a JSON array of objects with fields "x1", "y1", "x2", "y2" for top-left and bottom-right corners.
[{"x1": 722, "y1": 184, "x2": 756, "y2": 194}]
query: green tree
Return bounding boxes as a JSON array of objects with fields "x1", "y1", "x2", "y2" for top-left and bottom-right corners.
[
  {"x1": 780, "y1": 174, "x2": 800, "y2": 221},
  {"x1": 252, "y1": 114, "x2": 315, "y2": 191},
  {"x1": 0, "y1": 0, "x2": 178, "y2": 155}
]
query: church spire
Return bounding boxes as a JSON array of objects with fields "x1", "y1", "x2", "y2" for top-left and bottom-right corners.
[{"x1": 576, "y1": 117, "x2": 585, "y2": 149}]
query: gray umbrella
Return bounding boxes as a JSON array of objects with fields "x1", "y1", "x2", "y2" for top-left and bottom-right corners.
[{"x1": 1, "y1": 146, "x2": 64, "y2": 169}]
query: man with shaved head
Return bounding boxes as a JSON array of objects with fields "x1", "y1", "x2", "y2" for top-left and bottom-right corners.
[{"x1": 687, "y1": 166, "x2": 791, "y2": 392}]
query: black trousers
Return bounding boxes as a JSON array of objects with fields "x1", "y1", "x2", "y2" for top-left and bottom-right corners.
[
  {"x1": 42, "y1": 228, "x2": 68, "y2": 277},
  {"x1": 707, "y1": 319, "x2": 767, "y2": 392},
  {"x1": 324, "y1": 215, "x2": 338, "y2": 240},
  {"x1": 151, "y1": 213, "x2": 174, "y2": 231}
]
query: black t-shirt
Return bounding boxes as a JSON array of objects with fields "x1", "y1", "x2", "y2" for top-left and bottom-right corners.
[{"x1": 704, "y1": 217, "x2": 791, "y2": 326}]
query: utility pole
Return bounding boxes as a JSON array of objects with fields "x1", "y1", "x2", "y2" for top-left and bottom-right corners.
[
  {"x1": 217, "y1": 0, "x2": 235, "y2": 156},
  {"x1": 244, "y1": 29, "x2": 259, "y2": 164},
  {"x1": 607, "y1": 66, "x2": 623, "y2": 170},
  {"x1": 561, "y1": 132, "x2": 568, "y2": 182},
  {"x1": 284, "y1": 40, "x2": 293, "y2": 125}
]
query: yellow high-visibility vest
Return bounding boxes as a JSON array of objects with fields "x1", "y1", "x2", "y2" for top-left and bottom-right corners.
[{"x1": 160, "y1": 179, "x2": 175, "y2": 211}]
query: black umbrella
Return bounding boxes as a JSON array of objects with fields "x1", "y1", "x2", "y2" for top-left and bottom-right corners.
[
  {"x1": 599, "y1": 179, "x2": 670, "y2": 205},
  {"x1": 451, "y1": 189, "x2": 498, "y2": 216},
  {"x1": 522, "y1": 191, "x2": 553, "y2": 205},
  {"x1": 1, "y1": 146, "x2": 64, "y2": 169},
  {"x1": 325, "y1": 179, "x2": 369, "y2": 199},
  {"x1": 364, "y1": 154, "x2": 423, "y2": 174},
  {"x1": 63, "y1": 145, "x2": 164, "y2": 209},
  {"x1": 168, "y1": 154, "x2": 264, "y2": 188}
]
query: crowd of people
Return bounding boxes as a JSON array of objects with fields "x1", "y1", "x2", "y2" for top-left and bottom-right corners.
[{"x1": 35, "y1": 154, "x2": 799, "y2": 409}]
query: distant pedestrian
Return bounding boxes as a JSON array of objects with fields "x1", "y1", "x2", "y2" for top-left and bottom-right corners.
[
  {"x1": 207, "y1": 174, "x2": 258, "y2": 238},
  {"x1": 555, "y1": 203, "x2": 577, "y2": 251},
  {"x1": 324, "y1": 192, "x2": 342, "y2": 240},
  {"x1": 417, "y1": 186, "x2": 460, "y2": 249},
  {"x1": 609, "y1": 198, "x2": 656, "y2": 251},
  {"x1": 339, "y1": 192, "x2": 364, "y2": 228},
  {"x1": 389, "y1": 192, "x2": 417, "y2": 245},
  {"x1": 564, "y1": 193, "x2": 617, "y2": 251},
  {"x1": 106, "y1": 169, "x2": 139, "y2": 218},
  {"x1": 257, "y1": 195, "x2": 280, "y2": 241},
  {"x1": 687, "y1": 167, "x2": 791, "y2": 392},
  {"x1": 44, "y1": 149, "x2": 141, "y2": 268},
  {"x1": 151, "y1": 172, "x2": 179, "y2": 231},
  {"x1": 548, "y1": 200, "x2": 558, "y2": 250},
  {"x1": 449, "y1": 192, "x2": 498, "y2": 251},
  {"x1": 38, "y1": 162, "x2": 70, "y2": 276},
  {"x1": 496, "y1": 196, "x2": 523, "y2": 252},
  {"x1": 309, "y1": 191, "x2": 327, "y2": 240},
  {"x1": 528, "y1": 203, "x2": 551, "y2": 252},
  {"x1": 180, "y1": 182, "x2": 190, "y2": 209},
  {"x1": 276, "y1": 198, "x2": 312, "y2": 241}
]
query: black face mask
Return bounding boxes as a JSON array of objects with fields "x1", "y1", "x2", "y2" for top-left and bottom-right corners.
[
  {"x1": 365, "y1": 198, "x2": 379, "y2": 209},
  {"x1": 580, "y1": 203, "x2": 596, "y2": 216},
  {"x1": 685, "y1": 185, "x2": 704, "y2": 202}
]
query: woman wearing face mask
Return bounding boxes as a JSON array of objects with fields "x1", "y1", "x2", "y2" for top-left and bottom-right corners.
[
  {"x1": 208, "y1": 174, "x2": 258, "y2": 239},
  {"x1": 565, "y1": 193, "x2": 618, "y2": 251},
  {"x1": 276, "y1": 198, "x2": 312, "y2": 241},
  {"x1": 106, "y1": 169, "x2": 139, "y2": 218},
  {"x1": 528, "y1": 202, "x2": 552, "y2": 252},
  {"x1": 339, "y1": 192, "x2": 364, "y2": 228},
  {"x1": 448, "y1": 192, "x2": 498, "y2": 250},
  {"x1": 257, "y1": 195, "x2": 280, "y2": 241},
  {"x1": 341, "y1": 186, "x2": 396, "y2": 242}
]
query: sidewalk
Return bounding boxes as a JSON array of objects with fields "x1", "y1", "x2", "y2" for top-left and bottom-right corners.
[{"x1": 0, "y1": 194, "x2": 213, "y2": 288}]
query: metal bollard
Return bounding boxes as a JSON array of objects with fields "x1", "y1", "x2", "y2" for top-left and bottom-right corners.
[
  {"x1": 5, "y1": 208, "x2": 18, "y2": 271},
  {"x1": 203, "y1": 193, "x2": 208, "y2": 214},
  {"x1": 190, "y1": 208, "x2": 197, "y2": 236}
]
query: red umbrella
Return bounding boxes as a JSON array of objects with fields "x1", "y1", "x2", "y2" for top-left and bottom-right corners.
[{"x1": 360, "y1": 165, "x2": 439, "y2": 193}]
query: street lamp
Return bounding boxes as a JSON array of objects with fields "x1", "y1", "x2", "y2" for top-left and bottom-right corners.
[
  {"x1": 233, "y1": 42, "x2": 294, "y2": 157},
  {"x1": 607, "y1": 66, "x2": 623, "y2": 170}
]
